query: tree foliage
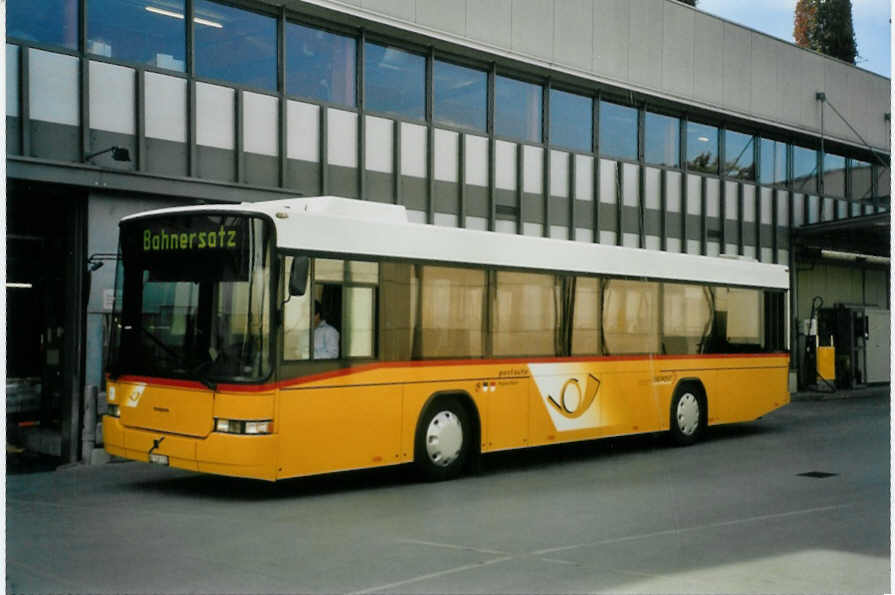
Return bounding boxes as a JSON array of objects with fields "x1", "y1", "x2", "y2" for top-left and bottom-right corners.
[
  {"x1": 793, "y1": 0, "x2": 858, "y2": 64},
  {"x1": 793, "y1": 0, "x2": 818, "y2": 48}
]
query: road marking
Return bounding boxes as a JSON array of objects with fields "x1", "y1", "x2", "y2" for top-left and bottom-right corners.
[
  {"x1": 539, "y1": 557, "x2": 578, "y2": 566},
  {"x1": 7, "y1": 558, "x2": 84, "y2": 590},
  {"x1": 532, "y1": 504, "x2": 851, "y2": 556},
  {"x1": 396, "y1": 538, "x2": 508, "y2": 556},
  {"x1": 6, "y1": 497, "x2": 224, "y2": 522},
  {"x1": 347, "y1": 556, "x2": 514, "y2": 594}
]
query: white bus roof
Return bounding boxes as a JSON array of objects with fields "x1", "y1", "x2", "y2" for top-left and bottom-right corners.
[{"x1": 122, "y1": 196, "x2": 790, "y2": 290}]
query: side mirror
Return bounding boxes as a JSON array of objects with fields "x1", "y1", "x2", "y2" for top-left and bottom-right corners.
[{"x1": 289, "y1": 256, "x2": 309, "y2": 296}]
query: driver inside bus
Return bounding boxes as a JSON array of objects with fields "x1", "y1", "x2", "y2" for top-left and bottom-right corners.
[{"x1": 314, "y1": 300, "x2": 340, "y2": 359}]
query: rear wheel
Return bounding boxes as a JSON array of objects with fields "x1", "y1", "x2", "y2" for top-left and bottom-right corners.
[
  {"x1": 669, "y1": 383, "x2": 705, "y2": 446},
  {"x1": 414, "y1": 398, "x2": 470, "y2": 481}
]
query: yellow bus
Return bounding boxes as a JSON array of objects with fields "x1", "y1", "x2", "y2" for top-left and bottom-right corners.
[{"x1": 104, "y1": 196, "x2": 790, "y2": 481}]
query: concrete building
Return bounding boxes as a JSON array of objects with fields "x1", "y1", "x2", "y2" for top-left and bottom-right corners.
[{"x1": 6, "y1": 0, "x2": 890, "y2": 462}]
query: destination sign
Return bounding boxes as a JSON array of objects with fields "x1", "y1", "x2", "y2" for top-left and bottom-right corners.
[
  {"x1": 143, "y1": 226, "x2": 239, "y2": 252},
  {"x1": 123, "y1": 215, "x2": 260, "y2": 283}
]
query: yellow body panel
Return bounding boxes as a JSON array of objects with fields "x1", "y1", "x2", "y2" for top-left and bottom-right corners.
[
  {"x1": 104, "y1": 354, "x2": 789, "y2": 481},
  {"x1": 115, "y1": 380, "x2": 214, "y2": 437},
  {"x1": 277, "y1": 384, "x2": 403, "y2": 477}
]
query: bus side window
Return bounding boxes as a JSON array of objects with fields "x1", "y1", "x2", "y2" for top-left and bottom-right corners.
[
  {"x1": 315, "y1": 259, "x2": 378, "y2": 360},
  {"x1": 492, "y1": 271, "x2": 559, "y2": 357},
  {"x1": 571, "y1": 276, "x2": 601, "y2": 356},
  {"x1": 602, "y1": 279, "x2": 660, "y2": 355},
  {"x1": 662, "y1": 283, "x2": 712, "y2": 355},
  {"x1": 711, "y1": 287, "x2": 764, "y2": 352}
]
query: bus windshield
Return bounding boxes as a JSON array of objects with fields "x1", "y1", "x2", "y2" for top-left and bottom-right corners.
[{"x1": 110, "y1": 214, "x2": 273, "y2": 385}]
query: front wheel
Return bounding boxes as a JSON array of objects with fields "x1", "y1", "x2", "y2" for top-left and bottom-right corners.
[
  {"x1": 669, "y1": 384, "x2": 705, "y2": 446},
  {"x1": 414, "y1": 399, "x2": 470, "y2": 481}
]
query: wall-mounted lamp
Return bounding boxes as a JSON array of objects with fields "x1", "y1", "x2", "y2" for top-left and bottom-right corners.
[
  {"x1": 87, "y1": 252, "x2": 120, "y2": 272},
  {"x1": 85, "y1": 146, "x2": 131, "y2": 162}
]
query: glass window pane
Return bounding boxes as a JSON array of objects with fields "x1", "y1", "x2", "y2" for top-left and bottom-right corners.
[
  {"x1": 599, "y1": 101, "x2": 637, "y2": 161},
  {"x1": 663, "y1": 283, "x2": 712, "y2": 355},
  {"x1": 495, "y1": 76, "x2": 542, "y2": 143},
  {"x1": 87, "y1": 0, "x2": 185, "y2": 70},
  {"x1": 571, "y1": 277, "x2": 601, "y2": 355},
  {"x1": 644, "y1": 111, "x2": 679, "y2": 167},
  {"x1": 851, "y1": 159, "x2": 872, "y2": 200},
  {"x1": 712, "y1": 287, "x2": 764, "y2": 348},
  {"x1": 286, "y1": 22, "x2": 355, "y2": 106},
  {"x1": 822, "y1": 153, "x2": 846, "y2": 198},
  {"x1": 365, "y1": 42, "x2": 425, "y2": 121},
  {"x1": 312, "y1": 285, "x2": 341, "y2": 359},
  {"x1": 315, "y1": 258, "x2": 344, "y2": 282},
  {"x1": 343, "y1": 287, "x2": 375, "y2": 358},
  {"x1": 416, "y1": 266, "x2": 484, "y2": 358},
  {"x1": 724, "y1": 130, "x2": 755, "y2": 180},
  {"x1": 8, "y1": 0, "x2": 78, "y2": 49},
  {"x1": 686, "y1": 122, "x2": 719, "y2": 174},
  {"x1": 379, "y1": 262, "x2": 415, "y2": 361},
  {"x1": 493, "y1": 272, "x2": 558, "y2": 356},
  {"x1": 347, "y1": 261, "x2": 379, "y2": 284},
  {"x1": 549, "y1": 89, "x2": 591, "y2": 152},
  {"x1": 792, "y1": 145, "x2": 818, "y2": 194},
  {"x1": 194, "y1": 1, "x2": 277, "y2": 91},
  {"x1": 602, "y1": 280, "x2": 659, "y2": 354},
  {"x1": 434, "y1": 60, "x2": 486, "y2": 131},
  {"x1": 759, "y1": 138, "x2": 788, "y2": 187}
]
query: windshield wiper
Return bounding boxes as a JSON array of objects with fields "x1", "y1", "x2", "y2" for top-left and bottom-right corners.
[
  {"x1": 190, "y1": 361, "x2": 218, "y2": 391},
  {"x1": 139, "y1": 327, "x2": 216, "y2": 390}
]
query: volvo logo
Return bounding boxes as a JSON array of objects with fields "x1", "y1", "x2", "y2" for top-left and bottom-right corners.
[{"x1": 148, "y1": 436, "x2": 165, "y2": 456}]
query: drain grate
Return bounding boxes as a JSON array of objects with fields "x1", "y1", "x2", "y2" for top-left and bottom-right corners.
[{"x1": 797, "y1": 471, "x2": 838, "y2": 478}]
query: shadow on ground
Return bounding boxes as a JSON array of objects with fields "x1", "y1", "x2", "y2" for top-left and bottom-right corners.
[
  {"x1": 118, "y1": 419, "x2": 783, "y2": 502},
  {"x1": 6, "y1": 450, "x2": 62, "y2": 475}
]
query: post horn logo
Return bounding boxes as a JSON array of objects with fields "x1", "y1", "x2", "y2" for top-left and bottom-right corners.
[
  {"x1": 546, "y1": 374, "x2": 600, "y2": 419},
  {"x1": 125, "y1": 384, "x2": 146, "y2": 408}
]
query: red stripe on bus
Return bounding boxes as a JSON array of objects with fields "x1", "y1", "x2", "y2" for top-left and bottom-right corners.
[
  {"x1": 276, "y1": 352, "x2": 789, "y2": 388},
  {"x1": 116, "y1": 352, "x2": 789, "y2": 393},
  {"x1": 114, "y1": 375, "x2": 276, "y2": 393}
]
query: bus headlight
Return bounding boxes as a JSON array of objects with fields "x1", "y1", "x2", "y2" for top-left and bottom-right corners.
[
  {"x1": 215, "y1": 419, "x2": 272, "y2": 435},
  {"x1": 107, "y1": 404, "x2": 120, "y2": 418}
]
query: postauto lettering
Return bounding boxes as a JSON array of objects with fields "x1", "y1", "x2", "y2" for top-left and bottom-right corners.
[{"x1": 143, "y1": 227, "x2": 238, "y2": 252}]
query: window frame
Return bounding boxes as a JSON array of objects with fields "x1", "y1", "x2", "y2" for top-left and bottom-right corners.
[
  {"x1": 284, "y1": 18, "x2": 358, "y2": 107},
  {"x1": 493, "y1": 72, "x2": 544, "y2": 144},
  {"x1": 598, "y1": 99, "x2": 639, "y2": 162},
  {"x1": 363, "y1": 39, "x2": 428, "y2": 123},
  {"x1": 192, "y1": 0, "x2": 280, "y2": 92},
  {"x1": 432, "y1": 57, "x2": 488, "y2": 133},
  {"x1": 548, "y1": 86, "x2": 593, "y2": 153},
  {"x1": 280, "y1": 254, "x2": 380, "y2": 363}
]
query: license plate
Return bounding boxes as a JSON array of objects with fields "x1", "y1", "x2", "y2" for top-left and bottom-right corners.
[{"x1": 149, "y1": 453, "x2": 169, "y2": 465}]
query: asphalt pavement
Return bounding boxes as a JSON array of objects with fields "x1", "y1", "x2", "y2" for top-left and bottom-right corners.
[{"x1": 6, "y1": 389, "x2": 890, "y2": 594}]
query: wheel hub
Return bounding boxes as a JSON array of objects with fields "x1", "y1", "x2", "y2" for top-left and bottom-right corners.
[
  {"x1": 676, "y1": 393, "x2": 700, "y2": 436},
  {"x1": 425, "y1": 411, "x2": 463, "y2": 467}
]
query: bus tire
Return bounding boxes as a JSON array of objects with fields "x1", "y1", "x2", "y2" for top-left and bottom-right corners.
[
  {"x1": 669, "y1": 382, "x2": 706, "y2": 446},
  {"x1": 414, "y1": 398, "x2": 471, "y2": 481}
]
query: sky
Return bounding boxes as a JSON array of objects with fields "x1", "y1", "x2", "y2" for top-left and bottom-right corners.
[{"x1": 696, "y1": 0, "x2": 891, "y2": 78}]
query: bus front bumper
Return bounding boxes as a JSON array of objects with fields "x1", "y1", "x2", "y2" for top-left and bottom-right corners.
[{"x1": 103, "y1": 416, "x2": 279, "y2": 481}]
